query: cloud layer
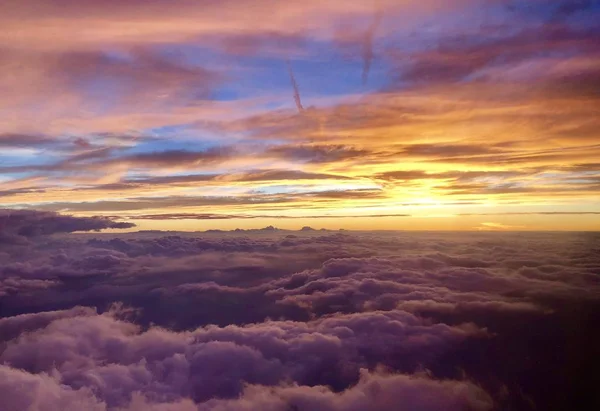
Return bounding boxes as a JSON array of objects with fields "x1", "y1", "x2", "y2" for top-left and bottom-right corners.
[{"x1": 1, "y1": 217, "x2": 599, "y2": 409}]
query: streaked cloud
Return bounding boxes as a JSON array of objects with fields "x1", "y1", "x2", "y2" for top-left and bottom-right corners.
[{"x1": 0, "y1": 0, "x2": 598, "y2": 229}]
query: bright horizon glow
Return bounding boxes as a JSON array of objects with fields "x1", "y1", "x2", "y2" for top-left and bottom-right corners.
[{"x1": 98, "y1": 213, "x2": 599, "y2": 233}]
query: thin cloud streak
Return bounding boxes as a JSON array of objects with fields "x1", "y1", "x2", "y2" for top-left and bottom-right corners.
[
  {"x1": 286, "y1": 58, "x2": 305, "y2": 112},
  {"x1": 362, "y1": 10, "x2": 382, "y2": 85}
]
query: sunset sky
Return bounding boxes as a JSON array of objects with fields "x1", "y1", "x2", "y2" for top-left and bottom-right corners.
[{"x1": 1, "y1": 0, "x2": 599, "y2": 231}]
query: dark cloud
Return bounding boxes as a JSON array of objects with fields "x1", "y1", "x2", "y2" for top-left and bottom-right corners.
[
  {"x1": 286, "y1": 59, "x2": 304, "y2": 113},
  {"x1": 76, "y1": 170, "x2": 352, "y2": 193},
  {"x1": 374, "y1": 170, "x2": 432, "y2": 181},
  {"x1": 0, "y1": 218, "x2": 599, "y2": 410},
  {"x1": 0, "y1": 146, "x2": 234, "y2": 175},
  {"x1": 0, "y1": 47, "x2": 220, "y2": 108},
  {"x1": 0, "y1": 133, "x2": 133, "y2": 153},
  {"x1": 395, "y1": 16, "x2": 600, "y2": 88},
  {"x1": 361, "y1": 12, "x2": 382, "y2": 85},
  {"x1": 19, "y1": 195, "x2": 290, "y2": 213},
  {"x1": 13, "y1": 188, "x2": 389, "y2": 213},
  {"x1": 118, "y1": 148, "x2": 234, "y2": 169},
  {"x1": 266, "y1": 145, "x2": 368, "y2": 164},
  {"x1": 59, "y1": 48, "x2": 219, "y2": 96},
  {"x1": 217, "y1": 31, "x2": 307, "y2": 56},
  {"x1": 0, "y1": 209, "x2": 134, "y2": 240},
  {"x1": 0, "y1": 133, "x2": 58, "y2": 149},
  {"x1": 401, "y1": 144, "x2": 507, "y2": 158},
  {"x1": 133, "y1": 212, "x2": 410, "y2": 220},
  {"x1": 230, "y1": 169, "x2": 352, "y2": 182},
  {"x1": 135, "y1": 213, "x2": 259, "y2": 220},
  {"x1": 0, "y1": 188, "x2": 47, "y2": 198},
  {"x1": 305, "y1": 189, "x2": 384, "y2": 200},
  {"x1": 372, "y1": 170, "x2": 531, "y2": 188}
]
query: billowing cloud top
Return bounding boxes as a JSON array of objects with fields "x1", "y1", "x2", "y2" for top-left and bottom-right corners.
[
  {"x1": 0, "y1": 227, "x2": 599, "y2": 409},
  {"x1": 0, "y1": 0, "x2": 598, "y2": 230}
]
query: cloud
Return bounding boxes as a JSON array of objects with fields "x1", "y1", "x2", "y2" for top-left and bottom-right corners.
[
  {"x1": 0, "y1": 47, "x2": 222, "y2": 137},
  {"x1": 265, "y1": 145, "x2": 368, "y2": 164},
  {"x1": 1, "y1": 224, "x2": 599, "y2": 409},
  {"x1": 9, "y1": 187, "x2": 390, "y2": 214},
  {"x1": 286, "y1": 59, "x2": 304, "y2": 113},
  {"x1": 0, "y1": 147, "x2": 235, "y2": 175},
  {"x1": 394, "y1": 12, "x2": 600, "y2": 87},
  {"x1": 0, "y1": 209, "x2": 134, "y2": 240},
  {"x1": 0, "y1": 188, "x2": 47, "y2": 198},
  {"x1": 361, "y1": 11, "x2": 382, "y2": 85},
  {"x1": 0, "y1": 133, "x2": 64, "y2": 149},
  {"x1": 0, "y1": 306, "x2": 97, "y2": 343},
  {"x1": 0, "y1": 0, "x2": 598, "y2": 224},
  {"x1": 0, "y1": 365, "x2": 105, "y2": 411},
  {"x1": 200, "y1": 369, "x2": 492, "y2": 410},
  {"x1": 133, "y1": 212, "x2": 410, "y2": 220},
  {"x1": 69, "y1": 170, "x2": 353, "y2": 194},
  {"x1": 0, "y1": 0, "x2": 446, "y2": 52},
  {"x1": 14, "y1": 195, "x2": 291, "y2": 213},
  {"x1": 0, "y1": 308, "x2": 486, "y2": 409},
  {"x1": 1, "y1": 0, "x2": 600, "y2": 403},
  {"x1": 117, "y1": 148, "x2": 235, "y2": 170},
  {"x1": 0, "y1": 362, "x2": 492, "y2": 411},
  {"x1": 227, "y1": 169, "x2": 352, "y2": 182},
  {"x1": 305, "y1": 189, "x2": 384, "y2": 199}
]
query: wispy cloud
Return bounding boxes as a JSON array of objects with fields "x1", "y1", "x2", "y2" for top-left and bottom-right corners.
[
  {"x1": 286, "y1": 58, "x2": 305, "y2": 112},
  {"x1": 0, "y1": 0, "x2": 598, "y2": 229},
  {"x1": 362, "y1": 11, "x2": 382, "y2": 85}
]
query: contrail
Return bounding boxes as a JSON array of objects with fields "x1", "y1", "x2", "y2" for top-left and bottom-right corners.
[
  {"x1": 286, "y1": 59, "x2": 304, "y2": 113},
  {"x1": 362, "y1": 11, "x2": 383, "y2": 85}
]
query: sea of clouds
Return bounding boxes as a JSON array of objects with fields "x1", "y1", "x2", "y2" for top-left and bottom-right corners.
[{"x1": 1, "y1": 210, "x2": 599, "y2": 410}]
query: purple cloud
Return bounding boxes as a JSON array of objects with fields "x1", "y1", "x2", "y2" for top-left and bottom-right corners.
[
  {"x1": 0, "y1": 209, "x2": 134, "y2": 239},
  {"x1": 1, "y1": 216, "x2": 599, "y2": 409}
]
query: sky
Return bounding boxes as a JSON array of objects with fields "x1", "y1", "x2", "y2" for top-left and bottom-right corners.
[{"x1": 1, "y1": 0, "x2": 599, "y2": 231}]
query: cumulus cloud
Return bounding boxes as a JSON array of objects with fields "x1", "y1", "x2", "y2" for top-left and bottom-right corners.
[
  {"x1": 199, "y1": 370, "x2": 492, "y2": 411},
  {"x1": 0, "y1": 308, "x2": 488, "y2": 410},
  {"x1": 0, "y1": 306, "x2": 97, "y2": 343},
  {"x1": 0, "y1": 365, "x2": 105, "y2": 411},
  {"x1": 0, "y1": 221, "x2": 599, "y2": 409},
  {"x1": 0, "y1": 363, "x2": 491, "y2": 411}
]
